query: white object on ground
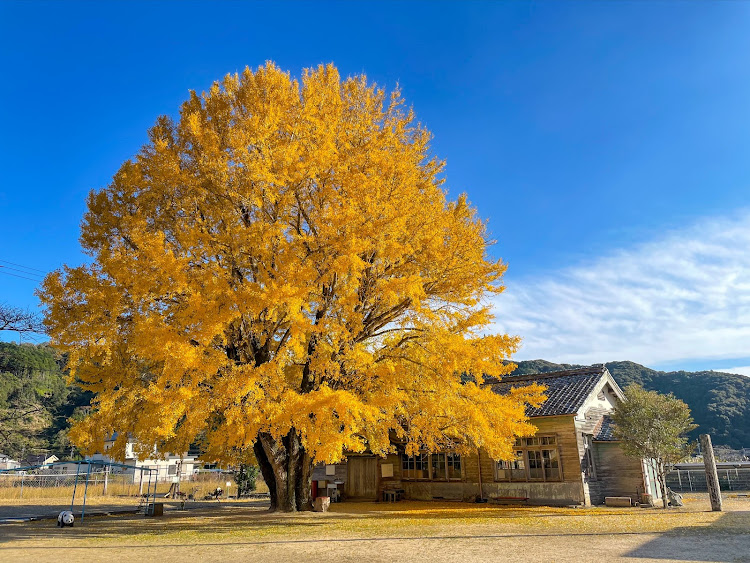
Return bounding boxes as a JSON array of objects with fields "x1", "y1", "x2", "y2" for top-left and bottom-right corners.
[{"x1": 57, "y1": 510, "x2": 74, "y2": 527}]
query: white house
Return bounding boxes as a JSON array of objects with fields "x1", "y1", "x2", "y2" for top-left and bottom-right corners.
[
  {"x1": 0, "y1": 454, "x2": 20, "y2": 470},
  {"x1": 87, "y1": 434, "x2": 197, "y2": 483}
]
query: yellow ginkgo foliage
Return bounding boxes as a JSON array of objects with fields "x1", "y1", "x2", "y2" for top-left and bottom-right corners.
[{"x1": 39, "y1": 63, "x2": 545, "y2": 512}]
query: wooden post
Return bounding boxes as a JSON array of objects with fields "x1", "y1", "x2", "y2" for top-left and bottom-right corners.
[
  {"x1": 700, "y1": 434, "x2": 722, "y2": 512},
  {"x1": 477, "y1": 449, "x2": 483, "y2": 501}
]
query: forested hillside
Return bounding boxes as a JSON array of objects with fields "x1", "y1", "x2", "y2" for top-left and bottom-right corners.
[
  {"x1": 512, "y1": 359, "x2": 750, "y2": 449},
  {"x1": 0, "y1": 342, "x2": 91, "y2": 460}
]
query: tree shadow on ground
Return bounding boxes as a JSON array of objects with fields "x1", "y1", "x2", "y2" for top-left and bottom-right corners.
[
  {"x1": 624, "y1": 511, "x2": 750, "y2": 562},
  {"x1": 0, "y1": 507, "x2": 338, "y2": 545},
  {"x1": 0, "y1": 498, "x2": 268, "y2": 521},
  {"x1": 2, "y1": 499, "x2": 749, "y2": 558},
  {"x1": 0, "y1": 501, "x2": 601, "y2": 546}
]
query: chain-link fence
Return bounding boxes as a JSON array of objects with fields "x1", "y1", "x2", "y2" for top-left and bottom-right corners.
[
  {"x1": 0, "y1": 471, "x2": 153, "y2": 500},
  {"x1": 0, "y1": 469, "x2": 266, "y2": 500}
]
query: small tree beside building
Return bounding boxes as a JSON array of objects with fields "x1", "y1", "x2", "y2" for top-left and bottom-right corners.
[{"x1": 612, "y1": 385, "x2": 696, "y2": 508}]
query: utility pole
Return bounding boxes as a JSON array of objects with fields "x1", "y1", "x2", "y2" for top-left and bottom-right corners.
[{"x1": 700, "y1": 434, "x2": 723, "y2": 512}]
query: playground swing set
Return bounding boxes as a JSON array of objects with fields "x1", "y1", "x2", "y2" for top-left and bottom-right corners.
[{"x1": 0, "y1": 459, "x2": 160, "y2": 525}]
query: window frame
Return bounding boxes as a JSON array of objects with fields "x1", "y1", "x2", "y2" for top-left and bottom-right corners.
[
  {"x1": 401, "y1": 452, "x2": 429, "y2": 480},
  {"x1": 401, "y1": 452, "x2": 463, "y2": 481},
  {"x1": 494, "y1": 434, "x2": 562, "y2": 483}
]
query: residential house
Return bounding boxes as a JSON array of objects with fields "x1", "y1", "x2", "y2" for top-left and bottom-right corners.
[
  {"x1": 323, "y1": 365, "x2": 661, "y2": 506},
  {"x1": 0, "y1": 454, "x2": 20, "y2": 470},
  {"x1": 87, "y1": 434, "x2": 197, "y2": 483},
  {"x1": 22, "y1": 453, "x2": 59, "y2": 467}
]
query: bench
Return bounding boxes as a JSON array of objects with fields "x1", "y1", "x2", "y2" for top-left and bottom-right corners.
[
  {"x1": 383, "y1": 488, "x2": 405, "y2": 502},
  {"x1": 605, "y1": 496, "x2": 632, "y2": 507},
  {"x1": 489, "y1": 494, "x2": 529, "y2": 504}
]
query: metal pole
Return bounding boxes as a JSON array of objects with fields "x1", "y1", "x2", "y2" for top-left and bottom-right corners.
[
  {"x1": 80, "y1": 462, "x2": 92, "y2": 524},
  {"x1": 70, "y1": 461, "x2": 80, "y2": 512},
  {"x1": 146, "y1": 468, "x2": 152, "y2": 516}
]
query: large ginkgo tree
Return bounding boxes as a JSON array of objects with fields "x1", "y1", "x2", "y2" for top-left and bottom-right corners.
[{"x1": 40, "y1": 63, "x2": 544, "y2": 512}]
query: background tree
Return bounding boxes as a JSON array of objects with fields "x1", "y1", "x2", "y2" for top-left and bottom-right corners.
[
  {"x1": 612, "y1": 385, "x2": 696, "y2": 508},
  {"x1": 0, "y1": 302, "x2": 43, "y2": 334},
  {"x1": 235, "y1": 464, "x2": 260, "y2": 497},
  {"x1": 0, "y1": 342, "x2": 70, "y2": 459},
  {"x1": 39, "y1": 63, "x2": 545, "y2": 512}
]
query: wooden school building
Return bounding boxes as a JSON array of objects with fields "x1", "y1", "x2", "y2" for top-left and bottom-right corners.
[{"x1": 313, "y1": 365, "x2": 662, "y2": 506}]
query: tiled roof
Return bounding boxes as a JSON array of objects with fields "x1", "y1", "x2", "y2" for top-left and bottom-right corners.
[
  {"x1": 593, "y1": 414, "x2": 617, "y2": 441},
  {"x1": 23, "y1": 454, "x2": 48, "y2": 466},
  {"x1": 488, "y1": 365, "x2": 607, "y2": 417}
]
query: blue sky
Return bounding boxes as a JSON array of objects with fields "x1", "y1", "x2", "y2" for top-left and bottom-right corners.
[{"x1": 1, "y1": 1, "x2": 749, "y2": 374}]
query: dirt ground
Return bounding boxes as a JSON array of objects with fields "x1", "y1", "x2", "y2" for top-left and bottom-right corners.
[{"x1": 0, "y1": 494, "x2": 748, "y2": 562}]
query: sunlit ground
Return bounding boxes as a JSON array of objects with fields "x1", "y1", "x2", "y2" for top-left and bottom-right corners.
[{"x1": 0, "y1": 494, "x2": 747, "y2": 562}]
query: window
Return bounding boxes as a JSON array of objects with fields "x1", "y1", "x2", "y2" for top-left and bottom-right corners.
[
  {"x1": 542, "y1": 448, "x2": 560, "y2": 480},
  {"x1": 430, "y1": 453, "x2": 445, "y2": 479},
  {"x1": 402, "y1": 453, "x2": 429, "y2": 479},
  {"x1": 168, "y1": 464, "x2": 177, "y2": 475},
  {"x1": 528, "y1": 450, "x2": 543, "y2": 480},
  {"x1": 402, "y1": 452, "x2": 462, "y2": 480},
  {"x1": 495, "y1": 435, "x2": 561, "y2": 482},
  {"x1": 446, "y1": 453, "x2": 462, "y2": 479},
  {"x1": 496, "y1": 450, "x2": 526, "y2": 480}
]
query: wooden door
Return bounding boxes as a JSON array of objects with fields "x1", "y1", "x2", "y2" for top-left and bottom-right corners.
[{"x1": 345, "y1": 457, "x2": 377, "y2": 500}]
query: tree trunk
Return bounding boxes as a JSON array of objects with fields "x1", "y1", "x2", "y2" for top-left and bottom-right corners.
[
  {"x1": 255, "y1": 430, "x2": 313, "y2": 512},
  {"x1": 253, "y1": 438, "x2": 278, "y2": 512},
  {"x1": 658, "y1": 460, "x2": 668, "y2": 509}
]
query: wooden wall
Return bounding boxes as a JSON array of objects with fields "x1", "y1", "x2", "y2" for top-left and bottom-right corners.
[
  {"x1": 369, "y1": 415, "x2": 588, "y2": 506},
  {"x1": 336, "y1": 421, "x2": 647, "y2": 507},
  {"x1": 590, "y1": 442, "x2": 645, "y2": 504}
]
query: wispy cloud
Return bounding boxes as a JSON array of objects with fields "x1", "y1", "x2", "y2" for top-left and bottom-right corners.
[{"x1": 490, "y1": 211, "x2": 750, "y2": 368}]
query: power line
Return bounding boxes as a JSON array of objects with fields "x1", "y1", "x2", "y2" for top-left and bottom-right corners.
[
  {"x1": 0, "y1": 269, "x2": 42, "y2": 282},
  {"x1": 23, "y1": 333, "x2": 45, "y2": 343},
  {"x1": 0, "y1": 265, "x2": 44, "y2": 280},
  {"x1": 0, "y1": 259, "x2": 47, "y2": 274}
]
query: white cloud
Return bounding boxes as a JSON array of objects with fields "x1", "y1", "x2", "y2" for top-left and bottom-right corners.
[
  {"x1": 490, "y1": 211, "x2": 750, "y2": 367},
  {"x1": 723, "y1": 366, "x2": 750, "y2": 377}
]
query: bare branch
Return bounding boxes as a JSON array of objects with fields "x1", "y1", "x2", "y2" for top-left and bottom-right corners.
[{"x1": 0, "y1": 303, "x2": 45, "y2": 334}]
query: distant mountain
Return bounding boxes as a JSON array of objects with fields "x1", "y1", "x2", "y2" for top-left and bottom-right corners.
[{"x1": 511, "y1": 359, "x2": 750, "y2": 449}]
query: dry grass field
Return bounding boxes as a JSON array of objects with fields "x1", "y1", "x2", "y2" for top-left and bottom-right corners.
[{"x1": 0, "y1": 494, "x2": 747, "y2": 562}]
